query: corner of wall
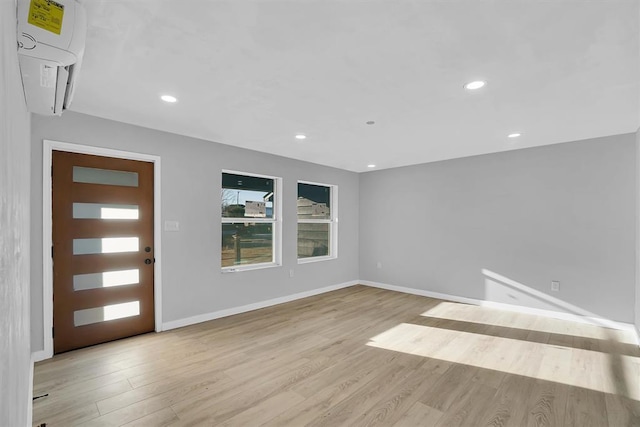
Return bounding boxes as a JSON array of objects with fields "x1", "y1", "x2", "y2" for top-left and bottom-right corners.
[
  {"x1": 1, "y1": 0, "x2": 33, "y2": 424},
  {"x1": 635, "y1": 126, "x2": 640, "y2": 342}
]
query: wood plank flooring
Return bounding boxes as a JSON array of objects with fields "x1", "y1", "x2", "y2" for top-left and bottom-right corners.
[{"x1": 33, "y1": 285, "x2": 640, "y2": 426}]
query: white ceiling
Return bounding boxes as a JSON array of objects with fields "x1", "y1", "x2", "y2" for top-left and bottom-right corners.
[{"x1": 71, "y1": 0, "x2": 640, "y2": 172}]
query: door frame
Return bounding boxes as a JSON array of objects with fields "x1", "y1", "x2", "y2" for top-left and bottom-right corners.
[{"x1": 41, "y1": 139, "x2": 163, "y2": 359}]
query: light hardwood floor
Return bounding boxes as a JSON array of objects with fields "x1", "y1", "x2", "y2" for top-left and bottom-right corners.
[{"x1": 33, "y1": 285, "x2": 640, "y2": 426}]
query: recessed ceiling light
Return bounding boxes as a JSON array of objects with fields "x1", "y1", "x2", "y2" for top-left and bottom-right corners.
[
  {"x1": 366, "y1": 121, "x2": 375, "y2": 125},
  {"x1": 295, "y1": 134, "x2": 307, "y2": 140},
  {"x1": 160, "y1": 95, "x2": 177, "y2": 103},
  {"x1": 367, "y1": 164, "x2": 376, "y2": 168},
  {"x1": 508, "y1": 133, "x2": 522, "y2": 138},
  {"x1": 464, "y1": 80, "x2": 486, "y2": 90}
]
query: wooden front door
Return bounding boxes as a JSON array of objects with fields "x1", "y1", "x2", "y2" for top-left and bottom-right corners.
[{"x1": 52, "y1": 151, "x2": 155, "y2": 353}]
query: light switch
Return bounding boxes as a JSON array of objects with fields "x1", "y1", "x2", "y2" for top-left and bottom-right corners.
[{"x1": 164, "y1": 220, "x2": 180, "y2": 232}]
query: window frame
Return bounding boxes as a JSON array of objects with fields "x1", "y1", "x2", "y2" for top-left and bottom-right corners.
[
  {"x1": 297, "y1": 180, "x2": 338, "y2": 264},
  {"x1": 221, "y1": 169, "x2": 282, "y2": 272}
]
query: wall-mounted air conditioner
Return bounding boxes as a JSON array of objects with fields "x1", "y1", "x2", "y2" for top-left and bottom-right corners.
[{"x1": 17, "y1": 0, "x2": 87, "y2": 116}]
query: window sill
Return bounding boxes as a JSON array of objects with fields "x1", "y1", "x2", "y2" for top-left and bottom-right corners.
[
  {"x1": 297, "y1": 255, "x2": 336, "y2": 265},
  {"x1": 221, "y1": 262, "x2": 280, "y2": 273}
]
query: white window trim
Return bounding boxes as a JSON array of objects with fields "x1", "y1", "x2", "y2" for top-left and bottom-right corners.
[
  {"x1": 221, "y1": 170, "x2": 282, "y2": 272},
  {"x1": 297, "y1": 180, "x2": 338, "y2": 264}
]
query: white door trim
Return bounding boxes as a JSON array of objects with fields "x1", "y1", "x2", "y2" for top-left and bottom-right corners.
[{"x1": 41, "y1": 139, "x2": 163, "y2": 360}]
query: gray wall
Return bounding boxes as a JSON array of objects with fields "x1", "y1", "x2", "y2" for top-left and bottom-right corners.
[
  {"x1": 31, "y1": 112, "x2": 359, "y2": 352},
  {"x1": 636, "y1": 126, "x2": 640, "y2": 333},
  {"x1": 0, "y1": 0, "x2": 32, "y2": 424},
  {"x1": 360, "y1": 134, "x2": 636, "y2": 323}
]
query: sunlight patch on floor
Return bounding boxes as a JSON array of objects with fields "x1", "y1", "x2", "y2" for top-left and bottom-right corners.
[
  {"x1": 367, "y1": 322, "x2": 640, "y2": 400},
  {"x1": 420, "y1": 301, "x2": 637, "y2": 345}
]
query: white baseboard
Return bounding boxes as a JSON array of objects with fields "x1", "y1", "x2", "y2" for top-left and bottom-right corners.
[
  {"x1": 34, "y1": 278, "x2": 639, "y2": 356},
  {"x1": 31, "y1": 350, "x2": 49, "y2": 363},
  {"x1": 361, "y1": 280, "x2": 638, "y2": 334},
  {"x1": 362, "y1": 281, "x2": 482, "y2": 306},
  {"x1": 162, "y1": 280, "x2": 359, "y2": 331}
]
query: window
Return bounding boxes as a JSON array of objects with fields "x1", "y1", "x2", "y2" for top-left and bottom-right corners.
[
  {"x1": 297, "y1": 181, "x2": 337, "y2": 262},
  {"x1": 222, "y1": 171, "x2": 281, "y2": 270}
]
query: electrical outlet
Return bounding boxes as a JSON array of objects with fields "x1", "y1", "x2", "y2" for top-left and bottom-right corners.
[
  {"x1": 289, "y1": 269, "x2": 294, "y2": 278},
  {"x1": 551, "y1": 281, "x2": 560, "y2": 292},
  {"x1": 376, "y1": 261, "x2": 382, "y2": 269}
]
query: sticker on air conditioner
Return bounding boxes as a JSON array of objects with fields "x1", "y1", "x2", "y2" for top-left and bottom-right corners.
[{"x1": 28, "y1": 0, "x2": 65, "y2": 35}]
